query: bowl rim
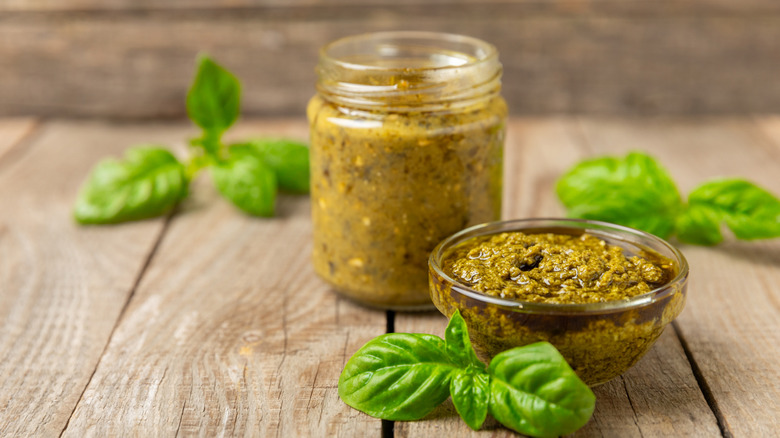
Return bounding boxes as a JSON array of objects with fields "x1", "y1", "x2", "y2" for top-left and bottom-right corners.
[{"x1": 428, "y1": 218, "x2": 689, "y2": 314}]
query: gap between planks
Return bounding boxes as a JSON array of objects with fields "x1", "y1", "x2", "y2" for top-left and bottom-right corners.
[
  {"x1": 671, "y1": 322, "x2": 732, "y2": 438},
  {"x1": 571, "y1": 116, "x2": 729, "y2": 438},
  {"x1": 57, "y1": 119, "x2": 384, "y2": 437},
  {"x1": 572, "y1": 116, "x2": 780, "y2": 437},
  {"x1": 394, "y1": 118, "x2": 724, "y2": 438},
  {"x1": 26, "y1": 117, "x2": 775, "y2": 436},
  {"x1": 383, "y1": 311, "x2": 396, "y2": 438},
  {"x1": 573, "y1": 117, "x2": 726, "y2": 438},
  {"x1": 57, "y1": 213, "x2": 176, "y2": 437},
  {"x1": 0, "y1": 120, "x2": 185, "y2": 436}
]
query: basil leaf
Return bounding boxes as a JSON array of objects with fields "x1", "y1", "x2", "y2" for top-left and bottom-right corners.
[
  {"x1": 488, "y1": 342, "x2": 595, "y2": 438},
  {"x1": 450, "y1": 369, "x2": 490, "y2": 430},
  {"x1": 231, "y1": 139, "x2": 310, "y2": 193},
  {"x1": 189, "y1": 131, "x2": 222, "y2": 158},
  {"x1": 74, "y1": 146, "x2": 187, "y2": 224},
  {"x1": 338, "y1": 333, "x2": 458, "y2": 421},
  {"x1": 678, "y1": 179, "x2": 780, "y2": 244},
  {"x1": 556, "y1": 152, "x2": 683, "y2": 238},
  {"x1": 675, "y1": 204, "x2": 725, "y2": 245},
  {"x1": 212, "y1": 152, "x2": 276, "y2": 217},
  {"x1": 186, "y1": 54, "x2": 241, "y2": 138},
  {"x1": 444, "y1": 310, "x2": 485, "y2": 370}
]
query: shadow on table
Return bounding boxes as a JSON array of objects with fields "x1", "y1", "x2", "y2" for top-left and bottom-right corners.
[
  {"x1": 710, "y1": 239, "x2": 780, "y2": 268},
  {"x1": 418, "y1": 398, "x2": 510, "y2": 433},
  {"x1": 175, "y1": 187, "x2": 310, "y2": 220}
]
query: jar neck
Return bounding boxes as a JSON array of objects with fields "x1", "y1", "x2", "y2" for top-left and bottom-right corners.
[{"x1": 315, "y1": 31, "x2": 503, "y2": 113}]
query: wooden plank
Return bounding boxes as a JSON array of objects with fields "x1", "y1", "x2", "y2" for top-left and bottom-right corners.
[
  {"x1": 753, "y1": 116, "x2": 780, "y2": 155},
  {"x1": 577, "y1": 117, "x2": 780, "y2": 437},
  {"x1": 0, "y1": 121, "x2": 178, "y2": 436},
  {"x1": 395, "y1": 320, "x2": 716, "y2": 438},
  {"x1": 0, "y1": 118, "x2": 37, "y2": 165},
  {"x1": 577, "y1": 327, "x2": 721, "y2": 437},
  {"x1": 61, "y1": 120, "x2": 386, "y2": 437},
  {"x1": 396, "y1": 118, "x2": 720, "y2": 437},
  {"x1": 3, "y1": 0, "x2": 780, "y2": 13},
  {"x1": 2, "y1": 8, "x2": 780, "y2": 119},
  {"x1": 392, "y1": 312, "x2": 514, "y2": 438},
  {"x1": 576, "y1": 118, "x2": 780, "y2": 194}
]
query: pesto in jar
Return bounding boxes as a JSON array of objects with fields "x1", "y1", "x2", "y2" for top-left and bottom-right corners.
[{"x1": 309, "y1": 32, "x2": 506, "y2": 309}]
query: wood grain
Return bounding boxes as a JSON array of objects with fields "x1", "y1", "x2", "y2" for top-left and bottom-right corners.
[
  {"x1": 2, "y1": 117, "x2": 778, "y2": 436},
  {"x1": 753, "y1": 116, "x2": 780, "y2": 154},
  {"x1": 394, "y1": 317, "x2": 720, "y2": 438},
  {"x1": 5, "y1": 0, "x2": 780, "y2": 12},
  {"x1": 0, "y1": 118, "x2": 38, "y2": 165},
  {"x1": 576, "y1": 117, "x2": 780, "y2": 437},
  {"x1": 0, "y1": 121, "x2": 179, "y2": 436},
  {"x1": 60, "y1": 120, "x2": 386, "y2": 437},
  {"x1": 396, "y1": 119, "x2": 721, "y2": 437},
  {"x1": 392, "y1": 312, "x2": 514, "y2": 438},
  {"x1": 3, "y1": 4, "x2": 780, "y2": 118},
  {"x1": 578, "y1": 328, "x2": 721, "y2": 438}
]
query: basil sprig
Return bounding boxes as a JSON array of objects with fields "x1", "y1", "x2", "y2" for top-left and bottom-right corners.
[
  {"x1": 74, "y1": 55, "x2": 310, "y2": 225},
  {"x1": 556, "y1": 152, "x2": 780, "y2": 245},
  {"x1": 339, "y1": 311, "x2": 595, "y2": 437}
]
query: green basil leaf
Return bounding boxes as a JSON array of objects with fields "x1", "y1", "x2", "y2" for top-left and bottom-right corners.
[
  {"x1": 74, "y1": 146, "x2": 187, "y2": 224},
  {"x1": 212, "y1": 152, "x2": 276, "y2": 217},
  {"x1": 190, "y1": 131, "x2": 222, "y2": 158},
  {"x1": 556, "y1": 152, "x2": 683, "y2": 238},
  {"x1": 675, "y1": 204, "x2": 724, "y2": 245},
  {"x1": 444, "y1": 310, "x2": 485, "y2": 370},
  {"x1": 682, "y1": 179, "x2": 780, "y2": 242},
  {"x1": 450, "y1": 369, "x2": 490, "y2": 430},
  {"x1": 488, "y1": 342, "x2": 595, "y2": 437},
  {"x1": 186, "y1": 54, "x2": 241, "y2": 137},
  {"x1": 231, "y1": 139, "x2": 310, "y2": 193},
  {"x1": 338, "y1": 333, "x2": 458, "y2": 421}
]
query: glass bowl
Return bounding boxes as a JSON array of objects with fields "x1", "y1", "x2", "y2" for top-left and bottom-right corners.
[{"x1": 428, "y1": 218, "x2": 689, "y2": 386}]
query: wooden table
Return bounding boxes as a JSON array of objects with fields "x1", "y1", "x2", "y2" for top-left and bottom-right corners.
[{"x1": 1, "y1": 117, "x2": 778, "y2": 437}]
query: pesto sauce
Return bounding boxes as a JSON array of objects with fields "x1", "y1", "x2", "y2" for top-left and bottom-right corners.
[
  {"x1": 308, "y1": 94, "x2": 506, "y2": 308},
  {"x1": 443, "y1": 232, "x2": 674, "y2": 304},
  {"x1": 430, "y1": 228, "x2": 686, "y2": 385}
]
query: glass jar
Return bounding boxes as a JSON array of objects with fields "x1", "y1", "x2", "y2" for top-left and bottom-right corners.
[{"x1": 308, "y1": 31, "x2": 507, "y2": 309}]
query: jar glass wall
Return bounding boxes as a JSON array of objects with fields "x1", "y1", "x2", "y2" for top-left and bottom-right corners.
[{"x1": 308, "y1": 31, "x2": 507, "y2": 309}]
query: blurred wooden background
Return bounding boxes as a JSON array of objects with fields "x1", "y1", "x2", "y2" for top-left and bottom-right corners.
[{"x1": 2, "y1": 0, "x2": 779, "y2": 118}]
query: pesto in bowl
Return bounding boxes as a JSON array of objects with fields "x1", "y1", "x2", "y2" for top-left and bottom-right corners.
[{"x1": 428, "y1": 218, "x2": 689, "y2": 386}]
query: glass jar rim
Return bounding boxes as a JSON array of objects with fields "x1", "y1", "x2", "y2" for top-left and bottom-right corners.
[
  {"x1": 429, "y1": 218, "x2": 690, "y2": 314},
  {"x1": 315, "y1": 31, "x2": 503, "y2": 112},
  {"x1": 319, "y1": 30, "x2": 499, "y2": 72}
]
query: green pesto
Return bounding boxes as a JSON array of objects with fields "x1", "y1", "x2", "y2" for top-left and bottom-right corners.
[
  {"x1": 444, "y1": 232, "x2": 674, "y2": 304},
  {"x1": 308, "y1": 94, "x2": 506, "y2": 309},
  {"x1": 430, "y1": 230, "x2": 686, "y2": 386}
]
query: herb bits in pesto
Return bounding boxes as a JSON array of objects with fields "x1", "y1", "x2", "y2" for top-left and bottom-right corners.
[
  {"x1": 428, "y1": 219, "x2": 690, "y2": 386},
  {"x1": 309, "y1": 32, "x2": 506, "y2": 309},
  {"x1": 445, "y1": 232, "x2": 675, "y2": 304}
]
